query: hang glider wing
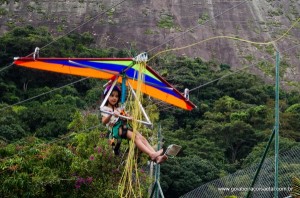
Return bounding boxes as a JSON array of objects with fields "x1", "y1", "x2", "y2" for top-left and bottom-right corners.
[{"x1": 14, "y1": 57, "x2": 196, "y2": 110}]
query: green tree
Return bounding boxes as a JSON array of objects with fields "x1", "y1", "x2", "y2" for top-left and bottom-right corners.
[
  {"x1": 20, "y1": 97, "x2": 79, "y2": 138},
  {"x1": 161, "y1": 156, "x2": 219, "y2": 197},
  {"x1": 0, "y1": 105, "x2": 27, "y2": 142},
  {"x1": 242, "y1": 137, "x2": 300, "y2": 168}
]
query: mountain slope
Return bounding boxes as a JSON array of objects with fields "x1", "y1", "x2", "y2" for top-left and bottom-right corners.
[{"x1": 0, "y1": 0, "x2": 299, "y2": 87}]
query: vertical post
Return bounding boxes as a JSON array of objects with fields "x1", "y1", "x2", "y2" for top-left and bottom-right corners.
[
  {"x1": 155, "y1": 124, "x2": 162, "y2": 198},
  {"x1": 149, "y1": 124, "x2": 165, "y2": 198},
  {"x1": 148, "y1": 161, "x2": 154, "y2": 196},
  {"x1": 274, "y1": 51, "x2": 280, "y2": 198},
  {"x1": 121, "y1": 75, "x2": 127, "y2": 105},
  {"x1": 246, "y1": 128, "x2": 275, "y2": 198}
]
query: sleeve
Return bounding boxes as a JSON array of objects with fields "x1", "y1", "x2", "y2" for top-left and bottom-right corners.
[{"x1": 100, "y1": 106, "x2": 111, "y2": 117}]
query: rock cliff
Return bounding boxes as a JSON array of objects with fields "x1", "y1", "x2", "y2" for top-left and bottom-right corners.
[{"x1": 0, "y1": 0, "x2": 299, "y2": 87}]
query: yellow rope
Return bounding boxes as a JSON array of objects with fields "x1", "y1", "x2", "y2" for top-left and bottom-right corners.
[
  {"x1": 118, "y1": 61, "x2": 146, "y2": 197},
  {"x1": 117, "y1": 17, "x2": 300, "y2": 197},
  {"x1": 149, "y1": 17, "x2": 300, "y2": 61}
]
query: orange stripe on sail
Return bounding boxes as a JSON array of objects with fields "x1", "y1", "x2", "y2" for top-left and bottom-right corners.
[
  {"x1": 15, "y1": 60, "x2": 193, "y2": 110},
  {"x1": 127, "y1": 79, "x2": 193, "y2": 110},
  {"x1": 15, "y1": 60, "x2": 116, "y2": 79}
]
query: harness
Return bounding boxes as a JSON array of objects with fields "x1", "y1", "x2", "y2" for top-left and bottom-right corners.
[{"x1": 109, "y1": 113, "x2": 132, "y2": 155}]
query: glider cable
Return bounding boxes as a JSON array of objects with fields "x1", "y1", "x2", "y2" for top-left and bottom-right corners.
[
  {"x1": 27, "y1": 0, "x2": 129, "y2": 57},
  {"x1": 1, "y1": 0, "x2": 130, "y2": 109},
  {"x1": 147, "y1": 0, "x2": 249, "y2": 54},
  {"x1": 0, "y1": 62, "x2": 14, "y2": 72},
  {"x1": 149, "y1": 17, "x2": 300, "y2": 61},
  {"x1": 1, "y1": 122, "x2": 103, "y2": 163},
  {"x1": 154, "y1": 42, "x2": 300, "y2": 112},
  {"x1": 189, "y1": 42, "x2": 300, "y2": 93},
  {"x1": 0, "y1": 0, "x2": 129, "y2": 73},
  {"x1": 0, "y1": 77, "x2": 89, "y2": 112}
]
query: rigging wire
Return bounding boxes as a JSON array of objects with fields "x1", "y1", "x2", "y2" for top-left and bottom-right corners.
[
  {"x1": 1, "y1": 1, "x2": 298, "y2": 111},
  {"x1": 3, "y1": 42, "x2": 299, "y2": 161},
  {"x1": 0, "y1": 0, "x2": 129, "y2": 73},
  {"x1": 2, "y1": 1, "x2": 299, "y2": 114},
  {"x1": 0, "y1": 0, "x2": 266, "y2": 108},
  {"x1": 1, "y1": 1, "x2": 300, "y2": 181},
  {"x1": 27, "y1": 0, "x2": 129, "y2": 57},
  {"x1": 146, "y1": 0, "x2": 249, "y2": 54},
  {"x1": 149, "y1": 17, "x2": 300, "y2": 61},
  {"x1": 188, "y1": 41, "x2": 300, "y2": 93},
  {"x1": 1, "y1": 2, "x2": 299, "y2": 189},
  {"x1": 0, "y1": 77, "x2": 89, "y2": 112},
  {"x1": 148, "y1": 15, "x2": 300, "y2": 110},
  {"x1": 155, "y1": 42, "x2": 300, "y2": 112},
  {"x1": 0, "y1": 0, "x2": 130, "y2": 110},
  {"x1": 0, "y1": 62, "x2": 14, "y2": 72},
  {"x1": 0, "y1": 1, "x2": 136, "y2": 171},
  {"x1": 0, "y1": 122, "x2": 103, "y2": 166}
]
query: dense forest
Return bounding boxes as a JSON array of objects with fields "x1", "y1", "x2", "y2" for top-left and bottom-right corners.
[{"x1": 0, "y1": 26, "x2": 300, "y2": 197}]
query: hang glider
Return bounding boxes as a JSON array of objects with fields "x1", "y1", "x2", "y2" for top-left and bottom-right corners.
[{"x1": 13, "y1": 53, "x2": 196, "y2": 111}]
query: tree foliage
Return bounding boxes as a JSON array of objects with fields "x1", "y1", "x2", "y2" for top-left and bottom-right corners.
[{"x1": 0, "y1": 26, "x2": 300, "y2": 197}]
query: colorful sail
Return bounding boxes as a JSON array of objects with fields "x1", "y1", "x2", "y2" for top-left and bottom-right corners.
[{"x1": 14, "y1": 57, "x2": 196, "y2": 110}]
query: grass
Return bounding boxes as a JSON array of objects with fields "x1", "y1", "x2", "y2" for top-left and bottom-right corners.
[
  {"x1": 0, "y1": 7, "x2": 8, "y2": 15},
  {"x1": 157, "y1": 14, "x2": 174, "y2": 29}
]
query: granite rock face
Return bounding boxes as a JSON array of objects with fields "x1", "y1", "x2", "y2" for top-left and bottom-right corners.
[{"x1": 0, "y1": 0, "x2": 299, "y2": 86}]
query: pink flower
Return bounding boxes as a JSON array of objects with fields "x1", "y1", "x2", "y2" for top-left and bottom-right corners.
[
  {"x1": 100, "y1": 133, "x2": 106, "y2": 138},
  {"x1": 94, "y1": 146, "x2": 103, "y2": 153},
  {"x1": 112, "y1": 169, "x2": 120, "y2": 173},
  {"x1": 86, "y1": 177, "x2": 93, "y2": 184},
  {"x1": 97, "y1": 146, "x2": 102, "y2": 153},
  {"x1": 75, "y1": 184, "x2": 81, "y2": 189},
  {"x1": 89, "y1": 155, "x2": 95, "y2": 161}
]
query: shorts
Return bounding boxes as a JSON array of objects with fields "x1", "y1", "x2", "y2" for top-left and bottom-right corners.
[{"x1": 111, "y1": 120, "x2": 131, "y2": 140}]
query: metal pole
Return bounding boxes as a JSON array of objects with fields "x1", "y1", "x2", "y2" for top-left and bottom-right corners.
[
  {"x1": 246, "y1": 128, "x2": 275, "y2": 198},
  {"x1": 150, "y1": 124, "x2": 162, "y2": 198},
  {"x1": 121, "y1": 75, "x2": 127, "y2": 105},
  {"x1": 274, "y1": 51, "x2": 280, "y2": 198},
  {"x1": 148, "y1": 161, "x2": 154, "y2": 196},
  {"x1": 155, "y1": 124, "x2": 162, "y2": 198},
  {"x1": 100, "y1": 78, "x2": 118, "y2": 108},
  {"x1": 150, "y1": 182, "x2": 157, "y2": 198},
  {"x1": 127, "y1": 82, "x2": 152, "y2": 126},
  {"x1": 157, "y1": 181, "x2": 165, "y2": 198}
]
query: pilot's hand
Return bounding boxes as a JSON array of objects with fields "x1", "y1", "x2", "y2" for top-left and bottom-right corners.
[{"x1": 113, "y1": 110, "x2": 120, "y2": 117}]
